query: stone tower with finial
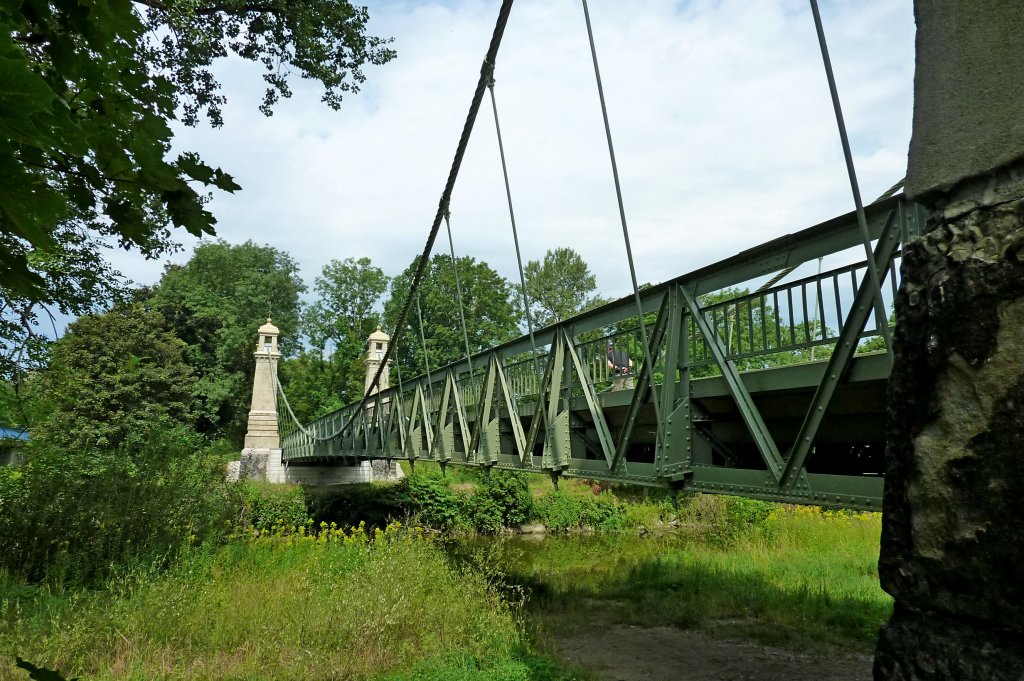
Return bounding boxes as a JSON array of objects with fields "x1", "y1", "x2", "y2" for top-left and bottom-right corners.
[
  {"x1": 364, "y1": 325, "x2": 391, "y2": 395},
  {"x1": 239, "y1": 318, "x2": 281, "y2": 480}
]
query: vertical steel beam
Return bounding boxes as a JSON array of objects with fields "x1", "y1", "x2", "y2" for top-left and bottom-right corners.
[{"x1": 681, "y1": 285, "x2": 787, "y2": 481}]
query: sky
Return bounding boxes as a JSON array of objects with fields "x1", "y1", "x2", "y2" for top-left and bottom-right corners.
[{"x1": 110, "y1": 0, "x2": 916, "y2": 312}]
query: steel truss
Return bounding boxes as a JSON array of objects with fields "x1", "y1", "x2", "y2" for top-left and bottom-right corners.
[{"x1": 282, "y1": 196, "x2": 926, "y2": 509}]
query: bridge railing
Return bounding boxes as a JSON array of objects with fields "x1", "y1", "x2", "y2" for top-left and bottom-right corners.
[{"x1": 281, "y1": 195, "x2": 925, "y2": 508}]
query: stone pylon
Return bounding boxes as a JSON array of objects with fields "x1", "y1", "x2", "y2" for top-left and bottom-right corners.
[
  {"x1": 364, "y1": 325, "x2": 390, "y2": 394},
  {"x1": 874, "y1": 3, "x2": 1024, "y2": 678},
  {"x1": 240, "y1": 318, "x2": 282, "y2": 480},
  {"x1": 363, "y1": 326, "x2": 404, "y2": 481}
]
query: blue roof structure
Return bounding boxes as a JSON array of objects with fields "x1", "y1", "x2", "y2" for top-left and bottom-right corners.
[{"x1": 0, "y1": 426, "x2": 28, "y2": 442}]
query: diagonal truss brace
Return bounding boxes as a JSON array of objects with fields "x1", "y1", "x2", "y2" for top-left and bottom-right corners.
[
  {"x1": 561, "y1": 328, "x2": 616, "y2": 467},
  {"x1": 608, "y1": 294, "x2": 670, "y2": 471},
  {"x1": 681, "y1": 285, "x2": 787, "y2": 482},
  {"x1": 780, "y1": 210, "x2": 899, "y2": 487}
]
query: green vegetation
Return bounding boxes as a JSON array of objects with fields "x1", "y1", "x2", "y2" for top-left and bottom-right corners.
[
  {"x1": 145, "y1": 240, "x2": 306, "y2": 441},
  {"x1": 31, "y1": 304, "x2": 195, "y2": 456},
  {"x1": 521, "y1": 247, "x2": 605, "y2": 328},
  {"x1": 302, "y1": 257, "x2": 391, "y2": 407},
  {"x1": 0, "y1": 456, "x2": 888, "y2": 679},
  {"x1": 384, "y1": 254, "x2": 521, "y2": 377},
  {"x1": 498, "y1": 504, "x2": 890, "y2": 653},
  {"x1": 0, "y1": 525, "x2": 578, "y2": 681},
  {"x1": 0, "y1": 0, "x2": 393, "y2": 376}
]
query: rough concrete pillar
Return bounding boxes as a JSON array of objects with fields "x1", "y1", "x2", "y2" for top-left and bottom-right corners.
[{"x1": 874, "y1": 2, "x2": 1024, "y2": 678}]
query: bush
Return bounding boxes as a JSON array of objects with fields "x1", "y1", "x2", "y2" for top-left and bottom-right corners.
[
  {"x1": 236, "y1": 481, "x2": 310, "y2": 531},
  {"x1": 467, "y1": 470, "x2": 534, "y2": 533},
  {"x1": 534, "y1": 490, "x2": 625, "y2": 532},
  {"x1": 0, "y1": 433, "x2": 234, "y2": 585},
  {"x1": 406, "y1": 473, "x2": 466, "y2": 532}
]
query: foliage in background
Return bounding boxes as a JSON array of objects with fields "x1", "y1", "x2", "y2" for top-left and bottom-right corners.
[
  {"x1": 275, "y1": 350, "x2": 347, "y2": 423},
  {"x1": 300, "y1": 256, "x2": 390, "y2": 407},
  {"x1": 31, "y1": 304, "x2": 195, "y2": 458},
  {"x1": 520, "y1": 247, "x2": 601, "y2": 328},
  {"x1": 0, "y1": 0, "x2": 393, "y2": 380},
  {"x1": 690, "y1": 287, "x2": 833, "y2": 378},
  {"x1": 146, "y1": 240, "x2": 305, "y2": 442},
  {"x1": 384, "y1": 254, "x2": 520, "y2": 378}
]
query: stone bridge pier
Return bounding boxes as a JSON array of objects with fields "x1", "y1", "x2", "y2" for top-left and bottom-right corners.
[{"x1": 874, "y1": 3, "x2": 1024, "y2": 678}]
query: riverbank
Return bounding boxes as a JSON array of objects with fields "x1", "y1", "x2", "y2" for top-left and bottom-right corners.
[
  {"x1": 0, "y1": 525, "x2": 578, "y2": 680},
  {"x1": 1, "y1": 475, "x2": 890, "y2": 680}
]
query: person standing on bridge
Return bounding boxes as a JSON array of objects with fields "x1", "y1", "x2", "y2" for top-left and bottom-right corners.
[{"x1": 607, "y1": 341, "x2": 633, "y2": 391}]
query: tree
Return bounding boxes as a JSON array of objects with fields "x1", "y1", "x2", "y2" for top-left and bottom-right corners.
[
  {"x1": 302, "y1": 257, "x2": 389, "y2": 403},
  {"x1": 277, "y1": 350, "x2": 346, "y2": 424},
  {"x1": 521, "y1": 248, "x2": 600, "y2": 328},
  {"x1": 383, "y1": 255, "x2": 520, "y2": 379},
  {"x1": 146, "y1": 240, "x2": 305, "y2": 441},
  {"x1": 32, "y1": 304, "x2": 195, "y2": 463},
  {"x1": 0, "y1": 0, "x2": 394, "y2": 375}
]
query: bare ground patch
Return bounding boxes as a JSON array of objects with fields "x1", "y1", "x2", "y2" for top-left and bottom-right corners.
[{"x1": 552, "y1": 623, "x2": 872, "y2": 681}]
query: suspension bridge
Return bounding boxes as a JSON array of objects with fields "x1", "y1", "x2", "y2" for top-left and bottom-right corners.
[{"x1": 262, "y1": 0, "x2": 921, "y2": 510}]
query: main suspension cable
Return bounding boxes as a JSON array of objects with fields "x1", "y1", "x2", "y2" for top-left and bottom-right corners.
[
  {"x1": 292, "y1": 0, "x2": 516, "y2": 442},
  {"x1": 808, "y1": 0, "x2": 892, "y2": 361},
  {"x1": 580, "y1": 0, "x2": 661, "y2": 424}
]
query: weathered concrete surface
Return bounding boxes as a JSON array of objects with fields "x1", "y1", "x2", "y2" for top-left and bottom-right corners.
[
  {"x1": 905, "y1": 2, "x2": 1024, "y2": 199},
  {"x1": 875, "y1": 164, "x2": 1024, "y2": 678}
]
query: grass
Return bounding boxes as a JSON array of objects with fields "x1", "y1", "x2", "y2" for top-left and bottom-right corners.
[
  {"x1": 1, "y1": 471, "x2": 890, "y2": 679},
  {"x1": 461, "y1": 503, "x2": 891, "y2": 654},
  {"x1": 0, "y1": 525, "x2": 580, "y2": 681}
]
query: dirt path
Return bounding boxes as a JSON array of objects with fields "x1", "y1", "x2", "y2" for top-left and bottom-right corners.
[{"x1": 553, "y1": 624, "x2": 873, "y2": 681}]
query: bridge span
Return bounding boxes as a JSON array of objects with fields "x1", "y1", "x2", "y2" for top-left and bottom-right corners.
[{"x1": 277, "y1": 195, "x2": 925, "y2": 510}]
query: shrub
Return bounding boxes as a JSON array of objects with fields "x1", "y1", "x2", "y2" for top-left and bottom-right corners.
[
  {"x1": 406, "y1": 473, "x2": 466, "y2": 532},
  {"x1": 534, "y1": 490, "x2": 625, "y2": 532},
  {"x1": 0, "y1": 433, "x2": 234, "y2": 585},
  {"x1": 236, "y1": 480, "x2": 310, "y2": 531},
  {"x1": 467, "y1": 470, "x2": 533, "y2": 533}
]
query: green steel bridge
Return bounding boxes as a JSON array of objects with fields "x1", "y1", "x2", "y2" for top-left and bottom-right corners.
[
  {"x1": 275, "y1": 0, "x2": 922, "y2": 511},
  {"x1": 279, "y1": 195, "x2": 925, "y2": 510}
]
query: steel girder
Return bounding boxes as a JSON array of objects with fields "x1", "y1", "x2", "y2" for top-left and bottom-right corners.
[{"x1": 281, "y1": 196, "x2": 926, "y2": 510}]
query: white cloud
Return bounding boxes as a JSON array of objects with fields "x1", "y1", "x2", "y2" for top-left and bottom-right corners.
[{"x1": 109, "y1": 0, "x2": 914, "y2": 311}]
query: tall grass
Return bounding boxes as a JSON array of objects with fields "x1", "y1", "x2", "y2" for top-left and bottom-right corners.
[
  {"x1": 485, "y1": 504, "x2": 889, "y2": 652},
  {"x1": 0, "y1": 525, "x2": 571, "y2": 680}
]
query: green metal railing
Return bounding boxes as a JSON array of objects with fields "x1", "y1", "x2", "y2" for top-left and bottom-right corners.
[{"x1": 280, "y1": 195, "x2": 926, "y2": 509}]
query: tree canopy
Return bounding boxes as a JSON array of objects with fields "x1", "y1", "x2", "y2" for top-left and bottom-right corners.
[
  {"x1": 146, "y1": 240, "x2": 305, "y2": 441},
  {"x1": 383, "y1": 254, "x2": 520, "y2": 378},
  {"x1": 302, "y1": 257, "x2": 388, "y2": 403},
  {"x1": 0, "y1": 0, "x2": 394, "y2": 376},
  {"x1": 32, "y1": 304, "x2": 195, "y2": 463},
  {"x1": 521, "y1": 247, "x2": 601, "y2": 328}
]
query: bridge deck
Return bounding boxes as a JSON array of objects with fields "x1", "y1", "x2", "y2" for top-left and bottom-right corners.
[{"x1": 281, "y1": 196, "x2": 926, "y2": 510}]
